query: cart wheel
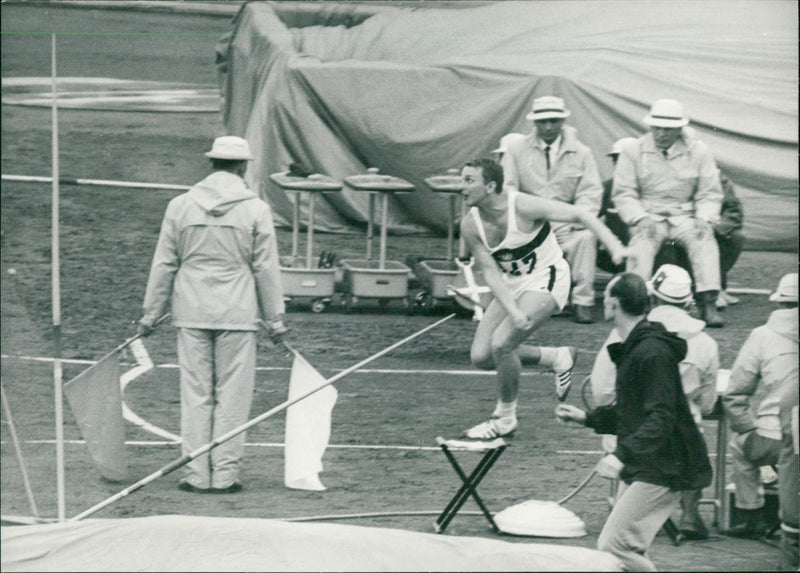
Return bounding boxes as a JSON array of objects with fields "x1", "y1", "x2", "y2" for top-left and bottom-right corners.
[
  {"x1": 404, "y1": 296, "x2": 415, "y2": 315},
  {"x1": 310, "y1": 298, "x2": 329, "y2": 313},
  {"x1": 413, "y1": 291, "x2": 433, "y2": 314}
]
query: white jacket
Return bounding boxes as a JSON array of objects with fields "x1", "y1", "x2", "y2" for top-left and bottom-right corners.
[
  {"x1": 611, "y1": 127, "x2": 723, "y2": 225},
  {"x1": 723, "y1": 308, "x2": 799, "y2": 440},
  {"x1": 142, "y1": 171, "x2": 285, "y2": 330}
]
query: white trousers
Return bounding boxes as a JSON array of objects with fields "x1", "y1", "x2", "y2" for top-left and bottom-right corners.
[
  {"x1": 626, "y1": 218, "x2": 721, "y2": 292},
  {"x1": 729, "y1": 431, "x2": 781, "y2": 510},
  {"x1": 598, "y1": 481, "x2": 681, "y2": 572},
  {"x1": 554, "y1": 226, "x2": 597, "y2": 307},
  {"x1": 177, "y1": 328, "x2": 256, "y2": 489}
]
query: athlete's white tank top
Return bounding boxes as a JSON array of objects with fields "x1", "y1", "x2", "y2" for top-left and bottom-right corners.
[{"x1": 470, "y1": 190, "x2": 564, "y2": 278}]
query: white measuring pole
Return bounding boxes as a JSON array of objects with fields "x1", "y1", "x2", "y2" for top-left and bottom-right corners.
[{"x1": 51, "y1": 34, "x2": 66, "y2": 522}]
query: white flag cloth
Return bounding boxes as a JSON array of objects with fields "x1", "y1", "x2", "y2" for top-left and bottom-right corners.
[{"x1": 284, "y1": 352, "x2": 337, "y2": 490}]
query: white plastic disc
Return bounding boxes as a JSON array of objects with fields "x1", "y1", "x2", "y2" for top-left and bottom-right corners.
[{"x1": 494, "y1": 500, "x2": 587, "y2": 538}]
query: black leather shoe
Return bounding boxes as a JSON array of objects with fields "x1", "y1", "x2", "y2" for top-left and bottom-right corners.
[
  {"x1": 727, "y1": 519, "x2": 767, "y2": 539},
  {"x1": 178, "y1": 481, "x2": 210, "y2": 494},
  {"x1": 211, "y1": 482, "x2": 243, "y2": 494},
  {"x1": 679, "y1": 524, "x2": 710, "y2": 540}
]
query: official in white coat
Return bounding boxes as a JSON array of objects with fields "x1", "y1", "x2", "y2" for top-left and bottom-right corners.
[{"x1": 139, "y1": 136, "x2": 286, "y2": 493}]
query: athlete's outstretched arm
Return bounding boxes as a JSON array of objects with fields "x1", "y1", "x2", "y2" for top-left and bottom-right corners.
[{"x1": 515, "y1": 194, "x2": 631, "y2": 265}]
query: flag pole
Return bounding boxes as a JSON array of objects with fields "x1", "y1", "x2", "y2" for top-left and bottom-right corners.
[
  {"x1": 51, "y1": 33, "x2": 66, "y2": 522},
  {"x1": 68, "y1": 314, "x2": 456, "y2": 522}
]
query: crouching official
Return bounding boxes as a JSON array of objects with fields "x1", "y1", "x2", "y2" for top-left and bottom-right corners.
[
  {"x1": 556, "y1": 273, "x2": 712, "y2": 572},
  {"x1": 138, "y1": 136, "x2": 287, "y2": 494}
]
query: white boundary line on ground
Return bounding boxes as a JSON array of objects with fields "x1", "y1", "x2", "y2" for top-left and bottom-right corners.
[
  {"x1": 0, "y1": 439, "x2": 441, "y2": 452},
  {"x1": 0, "y1": 440, "x2": 729, "y2": 456},
  {"x1": 3, "y1": 353, "x2": 595, "y2": 375}
]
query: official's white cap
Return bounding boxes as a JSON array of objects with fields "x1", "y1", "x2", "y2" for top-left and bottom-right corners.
[
  {"x1": 770, "y1": 273, "x2": 798, "y2": 303},
  {"x1": 643, "y1": 99, "x2": 689, "y2": 128},
  {"x1": 607, "y1": 137, "x2": 637, "y2": 157},
  {"x1": 204, "y1": 136, "x2": 253, "y2": 160},
  {"x1": 526, "y1": 96, "x2": 570, "y2": 121},
  {"x1": 647, "y1": 264, "x2": 693, "y2": 304},
  {"x1": 492, "y1": 133, "x2": 524, "y2": 154}
]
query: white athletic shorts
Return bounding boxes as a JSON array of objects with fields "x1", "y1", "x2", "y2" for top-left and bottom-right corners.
[{"x1": 504, "y1": 257, "x2": 571, "y2": 311}]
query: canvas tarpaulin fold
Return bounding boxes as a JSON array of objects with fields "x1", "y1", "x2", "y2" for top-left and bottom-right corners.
[
  {"x1": 0, "y1": 514, "x2": 623, "y2": 571},
  {"x1": 218, "y1": 0, "x2": 797, "y2": 251}
]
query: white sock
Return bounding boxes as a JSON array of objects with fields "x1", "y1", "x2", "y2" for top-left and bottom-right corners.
[
  {"x1": 538, "y1": 347, "x2": 558, "y2": 368},
  {"x1": 494, "y1": 400, "x2": 517, "y2": 420}
]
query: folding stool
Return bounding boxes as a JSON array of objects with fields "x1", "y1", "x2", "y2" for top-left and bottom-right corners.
[{"x1": 434, "y1": 436, "x2": 507, "y2": 534}]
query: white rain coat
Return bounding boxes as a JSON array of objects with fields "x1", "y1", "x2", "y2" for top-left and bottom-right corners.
[
  {"x1": 142, "y1": 170, "x2": 285, "y2": 330},
  {"x1": 723, "y1": 307, "x2": 799, "y2": 440},
  {"x1": 611, "y1": 127, "x2": 723, "y2": 225},
  {"x1": 502, "y1": 125, "x2": 603, "y2": 224}
]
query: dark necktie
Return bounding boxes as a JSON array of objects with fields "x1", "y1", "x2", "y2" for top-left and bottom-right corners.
[
  {"x1": 545, "y1": 145, "x2": 551, "y2": 171},
  {"x1": 662, "y1": 149, "x2": 669, "y2": 159}
]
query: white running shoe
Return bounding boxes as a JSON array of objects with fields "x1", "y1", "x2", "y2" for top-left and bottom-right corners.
[
  {"x1": 463, "y1": 417, "x2": 518, "y2": 439},
  {"x1": 553, "y1": 346, "x2": 577, "y2": 402}
]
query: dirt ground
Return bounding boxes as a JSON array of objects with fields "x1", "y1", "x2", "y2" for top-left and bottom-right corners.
[{"x1": 1, "y1": 4, "x2": 797, "y2": 572}]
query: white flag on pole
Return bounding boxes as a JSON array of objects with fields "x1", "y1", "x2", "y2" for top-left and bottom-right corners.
[{"x1": 284, "y1": 352, "x2": 337, "y2": 491}]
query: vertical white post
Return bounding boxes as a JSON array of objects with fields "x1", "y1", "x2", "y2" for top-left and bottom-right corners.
[
  {"x1": 291, "y1": 191, "x2": 300, "y2": 259},
  {"x1": 51, "y1": 34, "x2": 66, "y2": 522},
  {"x1": 306, "y1": 192, "x2": 315, "y2": 268}
]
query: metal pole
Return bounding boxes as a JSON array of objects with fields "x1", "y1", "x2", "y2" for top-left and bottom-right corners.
[
  {"x1": 1, "y1": 174, "x2": 190, "y2": 191},
  {"x1": 458, "y1": 197, "x2": 467, "y2": 258},
  {"x1": 366, "y1": 193, "x2": 374, "y2": 260},
  {"x1": 51, "y1": 33, "x2": 66, "y2": 522},
  {"x1": 69, "y1": 314, "x2": 456, "y2": 521},
  {"x1": 306, "y1": 192, "x2": 315, "y2": 268},
  {"x1": 1, "y1": 384, "x2": 39, "y2": 517},
  {"x1": 447, "y1": 195, "x2": 455, "y2": 261},
  {"x1": 291, "y1": 191, "x2": 300, "y2": 259},
  {"x1": 379, "y1": 192, "x2": 388, "y2": 269}
]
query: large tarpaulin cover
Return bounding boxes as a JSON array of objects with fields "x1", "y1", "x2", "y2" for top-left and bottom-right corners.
[
  {"x1": 0, "y1": 514, "x2": 622, "y2": 571},
  {"x1": 219, "y1": 1, "x2": 798, "y2": 251}
]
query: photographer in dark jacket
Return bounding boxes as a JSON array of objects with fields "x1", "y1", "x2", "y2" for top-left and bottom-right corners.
[{"x1": 556, "y1": 272, "x2": 712, "y2": 571}]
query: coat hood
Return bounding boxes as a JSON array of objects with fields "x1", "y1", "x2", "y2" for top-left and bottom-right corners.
[
  {"x1": 609, "y1": 319, "x2": 688, "y2": 365},
  {"x1": 187, "y1": 171, "x2": 257, "y2": 216},
  {"x1": 766, "y1": 307, "x2": 799, "y2": 342},
  {"x1": 647, "y1": 304, "x2": 706, "y2": 338}
]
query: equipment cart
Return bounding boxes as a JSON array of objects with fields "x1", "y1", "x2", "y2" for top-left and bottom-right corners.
[
  {"x1": 341, "y1": 168, "x2": 414, "y2": 312},
  {"x1": 269, "y1": 171, "x2": 342, "y2": 313},
  {"x1": 413, "y1": 170, "x2": 465, "y2": 312}
]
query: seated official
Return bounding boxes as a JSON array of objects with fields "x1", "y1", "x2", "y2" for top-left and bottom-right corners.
[{"x1": 611, "y1": 99, "x2": 725, "y2": 328}]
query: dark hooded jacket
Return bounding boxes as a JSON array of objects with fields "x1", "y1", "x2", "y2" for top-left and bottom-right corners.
[{"x1": 586, "y1": 320, "x2": 713, "y2": 491}]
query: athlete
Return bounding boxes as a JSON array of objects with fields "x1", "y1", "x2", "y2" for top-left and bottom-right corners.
[{"x1": 460, "y1": 158, "x2": 631, "y2": 439}]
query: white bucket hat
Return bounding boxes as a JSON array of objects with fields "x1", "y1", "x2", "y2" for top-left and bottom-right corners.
[
  {"x1": 526, "y1": 96, "x2": 570, "y2": 121},
  {"x1": 769, "y1": 272, "x2": 798, "y2": 303},
  {"x1": 607, "y1": 137, "x2": 637, "y2": 157},
  {"x1": 643, "y1": 99, "x2": 689, "y2": 128},
  {"x1": 492, "y1": 133, "x2": 524, "y2": 154},
  {"x1": 204, "y1": 136, "x2": 253, "y2": 160},
  {"x1": 647, "y1": 264, "x2": 694, "y2": 304}
]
